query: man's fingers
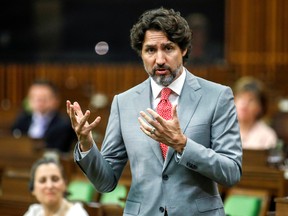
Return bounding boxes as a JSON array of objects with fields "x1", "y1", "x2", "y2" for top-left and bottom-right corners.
[
  {"x1": 140, "y1": 108, "x2": 163, "y2": 125},
  {"x1": 172, "y1": 105, "x2": 178, "y2": 119},
  {"x1": 138, "y1": 115, "x2": 149, "y2": 129},
  {"x1": 67, "y1": 103, "x2": 78, "y2": 127},
  {"x1": 90, "y1": 116, "x2": 102, "y2": 128},
  {"x1": 78, "y1": 110, "x2": 91, "y2": 129},
  {"x1": 67, "y1": 100, "x2": 84, "y2": 122},
  {"x1": 66, "y1": 100, "x2": 71, "y2": 115},
  {"x1": 138, "y1": 116, "x2": 153, "y2": 135},
  {"x1": 73, "y1": 101, "x2": 85, "y2": 118},
  {"x1": 146, "y1": 108, "x2": 165, "y2": 125}
]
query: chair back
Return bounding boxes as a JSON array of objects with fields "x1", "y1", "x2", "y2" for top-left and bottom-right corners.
[
  {"x1": 224, "y1": 187, "x2": 270, "y2": 216},
  {"x1": 67, "y1": 180, "x2": 97, "y2": 203},
  {"x1": 99, "y1": 184, "x2": 127, "y2": 208}
]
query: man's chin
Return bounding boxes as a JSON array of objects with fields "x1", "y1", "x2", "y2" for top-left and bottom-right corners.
[{"x1": 153, "y1": 76, "x2": 173, "y2": 86}]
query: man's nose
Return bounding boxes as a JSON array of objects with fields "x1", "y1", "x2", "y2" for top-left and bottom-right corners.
[{"x1": 155, "y1": 51, "x2": 166, "y2": 65}]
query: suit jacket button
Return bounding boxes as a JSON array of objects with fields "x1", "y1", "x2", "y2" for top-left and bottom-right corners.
[
  {"x1": 159, "y1": 207, "x2": 165, "y2": 213},
  {"x1": 187, "y1": 162, "x2": 197, "y2": 169},
  {"x1": 162, "y1": 174, "x2": 169, "y2": 180}
]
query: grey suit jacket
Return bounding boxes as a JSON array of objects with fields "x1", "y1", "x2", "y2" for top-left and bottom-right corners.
[{"x1": 74, "y1": 69, "x2": 242, "y2": 216}]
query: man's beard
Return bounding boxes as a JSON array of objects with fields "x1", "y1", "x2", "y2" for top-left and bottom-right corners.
[{"x1": 146, "y1": 64, "x2": 182, "y2": 86}]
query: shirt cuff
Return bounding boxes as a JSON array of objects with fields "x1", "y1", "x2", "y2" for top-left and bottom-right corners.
[
  {"x1": 175, "y1": 146, "x2": 186, "y2": 162},
  {"x1": 78, "y1": 143, "x2": 91, "y2": 159}
]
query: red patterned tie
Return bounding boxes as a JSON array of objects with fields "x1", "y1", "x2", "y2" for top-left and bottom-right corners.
[{"x1": 156, "y1": 88, "x2": 172, "y2": 159}]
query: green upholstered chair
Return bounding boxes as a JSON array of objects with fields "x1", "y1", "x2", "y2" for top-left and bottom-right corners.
[
  {"x1": 223, "y1": 187, "x2": 270, "y2": 216},
  {"x1": 224, "y1": 195, "x2": 261, "y2": 216},
  {"x1": 100, "y1": 184, "x2": 127, "y2": 208},
  {"x1": 67, "y1": 180, "x2": 97, "y2": 203}
]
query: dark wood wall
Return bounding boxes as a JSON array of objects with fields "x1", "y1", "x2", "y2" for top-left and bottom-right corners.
[
  {"x1": 225, "y1": 0, "x2": 288, "y2": 103},
  {"x1": 1, "y1": 0, "x2": 288, "y2": 140}
]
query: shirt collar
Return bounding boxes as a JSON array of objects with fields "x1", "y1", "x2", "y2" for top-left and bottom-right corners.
[
  {"x1": 151, "y1": 67, "x2": 186, "y2": 99},
  {"x1": 32, "y1": 112, "x2": 54, "y2": 121}
]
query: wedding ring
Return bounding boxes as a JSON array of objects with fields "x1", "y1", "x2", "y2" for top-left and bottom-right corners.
[{"x1": 150, "y1": 127, "x2": 156, "y2": 135}]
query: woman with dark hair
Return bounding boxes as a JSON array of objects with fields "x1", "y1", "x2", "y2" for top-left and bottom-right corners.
[
  {"x1": 234, "y1": 76, "x2": 278, "y2": 149},
  {"x1": 24, "y1": 157, "x2": 88, "y2": 216}
]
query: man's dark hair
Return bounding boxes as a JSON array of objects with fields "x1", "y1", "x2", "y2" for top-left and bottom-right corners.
[
  {"x1": 130, "y1": 7, "x2": 192, "y2": 63},
  {"x1": 31, "y1": 79, "x2": 60, "y2": 97}
]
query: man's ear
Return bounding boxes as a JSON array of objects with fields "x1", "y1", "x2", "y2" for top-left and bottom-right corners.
[{"x1": 182, "y1": 49, "x2": 188, "y2": 57}]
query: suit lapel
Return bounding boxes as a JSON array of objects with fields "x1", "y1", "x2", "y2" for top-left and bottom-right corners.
[
  {"x1": 133, "y1": 79, "x2": 164, "y2": 165},
  {"x1": 178, "y1": 72, "x2": 202, "y2": 133},
  {"x1": 164, "y1": 71, "x2": 202, "y2": 169}
]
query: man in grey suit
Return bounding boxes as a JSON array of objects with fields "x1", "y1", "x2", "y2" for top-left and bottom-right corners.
[{"x1": 67, "y1": 7, "x2": 242, "y2": 216}]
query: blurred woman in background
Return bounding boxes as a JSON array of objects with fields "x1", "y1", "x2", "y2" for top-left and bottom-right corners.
[
  {"x1": 234, "y1": 76, "x2": 278, "y2": 150},
  {"x1": 24, "y1": 157, "x2": 88, "y2": 216}
]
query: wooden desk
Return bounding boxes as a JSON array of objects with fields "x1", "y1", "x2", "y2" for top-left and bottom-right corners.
[
  {"x1": 236, "y1": 166, "x2": 288, "y2": 197},
  {"x1": 0, "y1": 196, "x2": 34, "y2": 216},
  {"x1": 0, "y1": 196, "x2": 104, "y2": 216},
  {"x1": 218, "y1": 165, "x2": 288, "y2": 215},
  {"x1": 242, "y1": 149, "x2": 270, "y2": 167},
  {"x1": 224, "y1": 149, "x2": 288, "y2": 198},
  {"x1": 274, "y1": 197, "x2": 288, "y2": 216},
  {"x1": 0, "y1": 135, "x2": 77, "y2": 181},
  {"x1": 1, "y1": 168, "x2": 33, "y2": 199},
  {"x1": 0, "y1": 135, "x2": 44, "y2": 169}
]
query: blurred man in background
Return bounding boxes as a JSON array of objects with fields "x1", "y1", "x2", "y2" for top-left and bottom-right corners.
[{"x1": 12, "y1": 80, "x2": 76, "y2": 153}]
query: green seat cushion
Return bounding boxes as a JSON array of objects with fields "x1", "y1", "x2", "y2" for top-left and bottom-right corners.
[
  {"x1": 224, "y1": 195, "x2": 261, "y2": 216},
  {"x1": 100, "y1": 184, "x2": 127, "y2": 208},
  {"x1": 67, "y1": 180, "x2": 96, "y2": 203}
]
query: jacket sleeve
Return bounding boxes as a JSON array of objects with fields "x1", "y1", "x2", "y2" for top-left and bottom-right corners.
[{"x1": 74, "y1": 95, "x2": 128, "y2": 193}]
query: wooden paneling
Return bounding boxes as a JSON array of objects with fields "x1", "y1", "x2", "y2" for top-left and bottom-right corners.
[
  {"x1": 225, "y1": 0, "x2": 288, "y2": 119},
  {"x1": 226, "y1": 0, "x2": 288, "y2": 63},
  {"x1": 226, "y1": 0, "x2": 288, "y2": 73}
]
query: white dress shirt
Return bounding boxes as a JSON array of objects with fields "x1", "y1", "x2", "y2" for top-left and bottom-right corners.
[
  {"x1": 150, "y1": 68, "x2": 186, "y2": 110},
  {"x1": 28, "y1": 112, "x2": 53, "y2": 139}
]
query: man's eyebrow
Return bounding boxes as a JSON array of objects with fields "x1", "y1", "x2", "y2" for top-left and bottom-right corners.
[
  {"x1": 162, "y1": 42, "x2": 175, "y2": 47},
  {"x1": 144, "y1": 42, "x2": 175, "y2": 48},
  {"x1": 143, "y1": 44, "x2": 155, "y2": 47}
]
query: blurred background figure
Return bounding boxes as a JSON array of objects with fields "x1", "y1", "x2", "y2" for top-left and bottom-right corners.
[
  {"x1": 24, "y1": 157, "x2": 88, "y2": 216},
  {"x1": 186, "y1": 13, "x2": 224, "y2": 66},
  {"x1": 11, "y1": 80, "x2": 76, "y2": 154},
  {"x1": 271, "y1": 98, "x2": 288, "y2": 159},
  {"x1": 233, "y1": 76, "x2": 278, "y2": 150}
]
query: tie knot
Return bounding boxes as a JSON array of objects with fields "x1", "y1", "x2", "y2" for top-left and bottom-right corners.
[{"x1": 161, "y1": 88, "x2": 171, "y2": 100}]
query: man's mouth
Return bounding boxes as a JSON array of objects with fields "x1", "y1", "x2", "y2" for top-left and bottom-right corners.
[{"x1": 155, "y1": 68, "x2": 168, "y2": 75}]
